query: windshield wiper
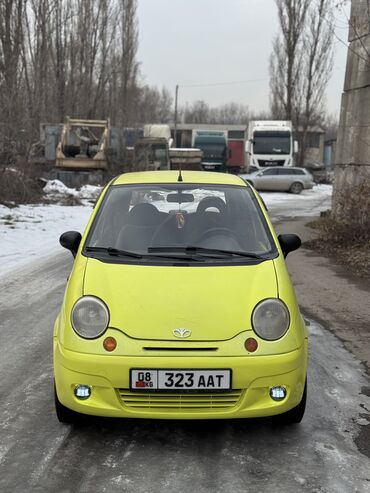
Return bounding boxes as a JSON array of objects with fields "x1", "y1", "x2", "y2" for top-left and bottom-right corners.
[
  {"x1": 85, "y1": 246, "x2": 204, "y2": 262},
  {"x1": 85, "y1": 246, "x2": 143, "y2": 258},
  {"x1": 148, "y1": 246, "x2": 265, "y2": 259}
]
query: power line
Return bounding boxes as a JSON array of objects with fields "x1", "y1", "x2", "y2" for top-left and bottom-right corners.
[
  {"x1": 179, "y1": 77, "x2": 269, "y2": 89},
  {"x1": 319, "y1": 11, "x2": 370, "y2": 66}
]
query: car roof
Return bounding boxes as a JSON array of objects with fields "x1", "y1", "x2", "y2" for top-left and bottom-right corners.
[
  {"x1": 258, "y1": 166, "x2": 306, "y2": 171},
  {"x1": 113, "y1": 171, "x2": 247, "y2": 186}
]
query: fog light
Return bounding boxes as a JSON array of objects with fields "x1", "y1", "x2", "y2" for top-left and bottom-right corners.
[
  {"x1": 74, "y1": 385, "x2": 91, "y2": 400},
  {"x1": 270, "y1": 386, "x2": 287, "y2": 401}
]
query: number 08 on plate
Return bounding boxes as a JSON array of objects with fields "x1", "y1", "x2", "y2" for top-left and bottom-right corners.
[{"x1": 130, "y1": 369, "x2": 231, "y2": 391}]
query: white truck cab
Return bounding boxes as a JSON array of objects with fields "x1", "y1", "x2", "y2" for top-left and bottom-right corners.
[{"x1": 246, "y1": 121, "x2": 298, "y2": 171}]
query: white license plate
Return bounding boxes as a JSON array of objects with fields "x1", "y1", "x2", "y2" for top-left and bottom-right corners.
[{"x1": 130, "y1": 369, "x2": 231, "y2": 391}]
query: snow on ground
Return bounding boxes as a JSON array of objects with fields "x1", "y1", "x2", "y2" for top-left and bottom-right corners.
[
  {"x1": 0, "y1": 181, "x2": 332, "y2": 277},
  {"x1": 260, "y1": 184, "x2": 332, "y2": 205},
  {"x1": 0, "y1": 181, "x2": 101, "y2": 278},
  {"x1": 43, "y1": 179, "x2": 102, "y2": 201},
  {"x1": 260, "y1": 184, "x2": 332, "y2": 217}
]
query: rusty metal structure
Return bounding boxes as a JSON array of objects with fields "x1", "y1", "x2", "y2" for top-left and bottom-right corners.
[{"x1": 56, "y1": 118, "x2": 110, "y2": 169}]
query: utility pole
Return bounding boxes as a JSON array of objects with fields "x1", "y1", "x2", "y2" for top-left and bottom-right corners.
[
  {"x1": 332, "y1": 0, "x2": 370, "y2": 222},
  {"x1": 174, "y1": 84, "x2": 179, "y2": 147}
]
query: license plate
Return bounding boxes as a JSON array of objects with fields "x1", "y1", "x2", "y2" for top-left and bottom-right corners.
[{"x1": 130, "y1": 369, "x2": 231, "y2": 392}]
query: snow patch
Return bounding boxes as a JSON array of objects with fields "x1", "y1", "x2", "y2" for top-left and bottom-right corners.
[{"x1": 0, "y1": 203, "x2": 92, "y2": 278}]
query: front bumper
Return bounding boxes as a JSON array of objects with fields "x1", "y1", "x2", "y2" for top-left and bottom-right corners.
[{"x1": 54, "y1": 340, "x2": 307, "y2": 419}]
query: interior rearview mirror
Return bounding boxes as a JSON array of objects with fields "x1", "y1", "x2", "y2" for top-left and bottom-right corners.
[
  {"x1": 60, "y1": 231, "x2": 82, "y2": 258},
  {"x1": 278, "y1": 234, "x2": 301, "y2": 258},
  {"x1": 167, "y1": 193, "x2": 194, "y2": 203}
]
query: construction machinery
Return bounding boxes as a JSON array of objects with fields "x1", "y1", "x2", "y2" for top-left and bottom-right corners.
[{"x1": 56, "y1": 118, "x2": 110, "y2": 169}]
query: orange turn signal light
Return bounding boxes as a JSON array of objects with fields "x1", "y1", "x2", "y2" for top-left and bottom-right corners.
[
  {"x1": 245, "y1": 337, "x2": 258, "y2": 353},
  {"x1": 103, "y1": 336, "x2": 117, "y2": 352}
]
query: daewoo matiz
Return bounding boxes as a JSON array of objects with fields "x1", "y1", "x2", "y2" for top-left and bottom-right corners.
[{"x1": 54, "y1": 171, "x2": 308, "y2": 424}]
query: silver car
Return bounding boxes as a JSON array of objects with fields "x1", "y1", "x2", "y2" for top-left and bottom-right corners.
[{"x1": 243, "y1": 167, "x2": 314, "y2": 194}]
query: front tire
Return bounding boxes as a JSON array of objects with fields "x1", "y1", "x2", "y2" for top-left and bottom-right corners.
[
  {"x1": 290, "y1": 182, "x2": 303, "y2": 194},
  {"x1": 54, "y1": 385, "x2": 83, "y2": 424},
  {"x1": 275, "y1": 380, "x2": 307, "y2": 425}
]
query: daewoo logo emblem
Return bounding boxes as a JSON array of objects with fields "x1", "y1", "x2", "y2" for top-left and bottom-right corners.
[{"x1": 173, "y1": 328, "x2": 192, "y2": 339}]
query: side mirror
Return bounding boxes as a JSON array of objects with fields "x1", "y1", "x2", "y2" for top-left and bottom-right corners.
[
  {"x1": 228, "y1": 148, "x2": 232, "y2": 159},
  {"x1": 294, "y1": 140, "x2": 299, "y2": 154},
  {"x1": 60, "y1": 231, "x2": 82, "y2": 258},
  {"x1": 278, "y1": 234, "x2": 301, "y2": 258}
]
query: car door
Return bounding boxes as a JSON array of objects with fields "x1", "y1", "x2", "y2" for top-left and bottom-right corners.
[
  {"x1": 254, "y1": 168, "x2": 280, "y2": 191},
  {"x1": 277, "y1": 168, "x2": 294, "y2": 191}
]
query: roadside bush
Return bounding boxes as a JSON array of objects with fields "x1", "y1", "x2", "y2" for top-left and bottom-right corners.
[
  {"x1": 305, "y1": 182, "x2": 370, "y2": 279},
  {"x1": 333, "y1": 181, "x2": 370, "y2": 226},
  {"x1": 0, "y1": 164, "x2": 43, "y2": 206}
]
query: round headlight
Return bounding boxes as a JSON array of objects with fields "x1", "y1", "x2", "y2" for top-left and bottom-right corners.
[
  {"x1": 71, "y1": 296, "x2": 109, "y2": 339},
  {"x1": 252, "y1": 298, "x2": 290, "y2": 341}
]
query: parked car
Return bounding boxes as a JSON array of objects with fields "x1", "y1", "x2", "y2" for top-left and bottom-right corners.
[
  {"x1": 55, "y1": 171, "x2": 308, "y2": 425},
  {"x1": 243, "y1": 167, "x2": 314, "y2": 194}
]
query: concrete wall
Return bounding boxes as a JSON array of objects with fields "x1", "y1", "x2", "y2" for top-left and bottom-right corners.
[
  {"x1": 332, "y1": 0, "x2": 370, "y2": 221},
  {"x1": 303, "y1": 133, "x2": 325, "y2": 165}
]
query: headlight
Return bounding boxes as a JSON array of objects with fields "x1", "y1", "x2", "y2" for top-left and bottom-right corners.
[
  {"x1": 71, "y1": 296, "x2": 109, "y2": 339},
  {"x1": 252, "y1": 298, "x2": 290, "y2": 341}
]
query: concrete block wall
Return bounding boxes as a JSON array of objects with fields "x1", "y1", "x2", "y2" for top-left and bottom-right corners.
[{"x1": 332, "y1": 0, "x2": 370, "y2": 221}]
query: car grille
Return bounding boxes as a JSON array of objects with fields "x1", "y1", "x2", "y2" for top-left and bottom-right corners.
[{"x1": 117, "y1": 389, "x2": 243, "y2": 410}]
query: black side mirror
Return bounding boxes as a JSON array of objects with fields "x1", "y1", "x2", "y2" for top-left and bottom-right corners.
[
  {"x1": 60, "y1": 231, "x2": 82, "y2": 258},
  {"x1": 278, "y1": 234, "x2": 301, "y2": 258}
]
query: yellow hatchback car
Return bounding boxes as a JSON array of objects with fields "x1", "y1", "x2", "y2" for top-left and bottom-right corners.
[{"x1": 54, "y1": 171, "x2": 308, "y2": 424}]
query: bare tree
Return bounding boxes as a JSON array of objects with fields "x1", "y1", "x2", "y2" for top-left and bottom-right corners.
[
  {"x1": 270, "y1": 0, "x2": 310, "y2": 124},
  {"x1": 183, "y1": 101, "x2": 210, "y2": 124},
  {"x1": 299, "y1": 0, "x2": 334, "y2": 163},
  {"x1": 118, "y1": 0, "x2": 139, "y2": 125},
  {"x1": 0, "y1": 0, "x2": 24, "y2": 141},
  {"x1": 270, "y1": 0, "x2": 335, "y2": 163}
]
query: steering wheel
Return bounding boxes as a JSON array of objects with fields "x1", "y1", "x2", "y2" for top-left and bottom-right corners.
[{"x1": 196, "y1": 227, "x2": 242, "y2": 248}]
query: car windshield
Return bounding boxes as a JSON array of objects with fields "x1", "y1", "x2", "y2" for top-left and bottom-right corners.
[
  {"x1": 253, "y1": 131, "x2": 291, "y2": 155},
  {"x1": 85, "y1": 183, "x2": 276, "y2": 263},
  {"x1": 196, "y1": 143, "x2": 225, "y2": 159}
]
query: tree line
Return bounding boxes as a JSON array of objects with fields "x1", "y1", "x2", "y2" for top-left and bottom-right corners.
[
  {"x1": 0, "y1": 0, "x2": 173, "y2": 159},
  {"x1": 0, "y1": 0, "x2": 340, "y2": 165}
]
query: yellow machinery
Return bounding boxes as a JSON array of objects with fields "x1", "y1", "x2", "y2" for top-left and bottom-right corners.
[{"x1": 56, "y1": 118, "x2": 110, "y2": 170}]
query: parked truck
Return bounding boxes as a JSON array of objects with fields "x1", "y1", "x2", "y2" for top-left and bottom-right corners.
[
  {"x1": 134, "y1": 125, "x2": 204, "y2": 171},
  {"x1": 192, "y1": 130, "x2": 228, "y2": 172},
  {"x1": 133, "y1": 124, "x2": 172, "y2": 170},
  {"x1": 246, "y1": 121, "x2": 298, "y2": 171}
]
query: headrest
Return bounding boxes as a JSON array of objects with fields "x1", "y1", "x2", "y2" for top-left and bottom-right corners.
[{"x1": 128, "y1": 203, "x2": 160, "y2": 226}]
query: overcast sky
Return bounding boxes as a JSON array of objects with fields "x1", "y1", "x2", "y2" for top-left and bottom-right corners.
[{"x1": 137, "y1": 0, "x2": 350, "y2": 117}]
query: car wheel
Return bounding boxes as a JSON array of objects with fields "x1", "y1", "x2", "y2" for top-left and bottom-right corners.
[
  {"x1": 54, "y1": 385, "x2": 83, "y2": 424},
  {"x1": 275, "y1": 379, "x2": 307, "y2": 425},
  {"x1": 290, "y1": 182, "x2": 303, "y2": 194}
]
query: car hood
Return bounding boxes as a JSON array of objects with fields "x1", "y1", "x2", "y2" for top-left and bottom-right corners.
[{"x1": 83, "y1": 258, "x2": 278, "y2": 341}]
